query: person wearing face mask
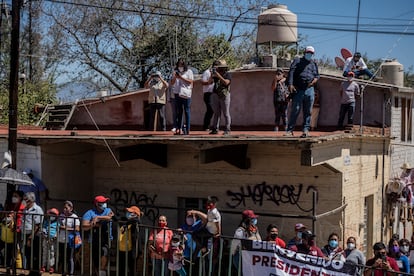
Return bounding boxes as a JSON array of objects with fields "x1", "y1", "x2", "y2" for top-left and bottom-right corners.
[
  {"x1": 188, "y1": 196, "x2": 221, "y2": 274},
  {"x1": 343, "y1": 52, "x2": 375, "y2": 79},
  {"x1": 287, "y1": 223, "x2": 306, "y2": 249},
  {"x1": 118, "y1": 205, "x2": 141, "y2": 276},
  {"x1": 40, "y1": 208, "x2": 60, "y2": 273},
  {"x1": 343, "y1": 236, "x2": 365, "y2": 275},
  {"x1": 145, "y1": 71, "x2": 169, "y2": 131},
  {"x1": 321, "y1": 232, "x2": 344, "y2": 261},
  {"x1": 265, "y1": 224, "x2": 286, "y2": 248},
  {"x1": 285, "y1": 46, "x2": 320, "y2": 138},
  {"x1": 167, "y1": 234, "x2": 186, "y2": 276},
  {"x1": 178, "y1": 213, "x2": 202, "y2": 270},
  {"x1": 387, "y1": 237, "x2": 410, "y2": 273},
  {"x1": 208, "y1": 60, "x2": 232, "y2": 135},
  {"x1": 22, "y1": 191, "x2": 44, "y2": 275},
  {"x1": 290, "y1": 230, "x2": 325, "y2": 257},
  {"x1": 230, "y1": 210, "x2": 261, "y2": 272},
  {"x1": 170, "y1": 59, "x2": 194, "y2": 135},
  {"x1": 58, "y1": 200, "x2": 80, "y2": 275},
  {"x1": 337, "y1": 71, "x2": 360, "y2": 130},
  {"x1": 0, "y1": 190, "x2": 24, "y2": 270},
  {"x1": 82, "y1": 195, "x2": 114, "y2": 276},
  {"x1": 365, "y1": 241, "x2": 399, "y2": 276},
  {"x1": 148, "y1": 215, "x2": 173, "y2": 276}
]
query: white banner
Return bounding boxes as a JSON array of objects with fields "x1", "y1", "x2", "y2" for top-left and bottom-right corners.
[{"x1": 241, "y1": 240, "x2": 356, "y2": 276}]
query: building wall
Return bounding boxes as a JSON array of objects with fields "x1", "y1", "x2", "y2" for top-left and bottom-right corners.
[
  {"x1": 69, "y1": 71, "x2": 392, "y2": 132},
  {"x1": 37, "y1": 137, "x2": 388, "y2": 254}
]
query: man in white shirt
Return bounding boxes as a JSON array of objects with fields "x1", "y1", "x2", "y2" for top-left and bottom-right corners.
[{"x1": 343, "y1": 52, "x2": 374, "y2": 79}]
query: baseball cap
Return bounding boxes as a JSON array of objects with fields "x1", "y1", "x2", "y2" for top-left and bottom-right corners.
[
  {"x1": 94, "y1": 195, "x2": 110, "y2": 204},
  {"x1": 126, "y1": 206, "x2": 141, "y2": 216},
  {"x1": 295, "y1": 223, "x2": 306, "y2": 230},
  {"x1": 347, "y1": 72, "x2": 355, "y2": 77},
  {"x1": 301, "y1": 230, "x2": 315, "y2": 239},
  {"x1": 47, "y1": 208, "x2": 59, "y2": 216},
  {"x1": 305, "y1": 46, "x2": 315, "y2": 53},
  {"x1": 354, "y1": 52, "x2": 361, "y2": 58},
  {"x1": 242, "y1": 209, "x2": 258, "y2": 219}
]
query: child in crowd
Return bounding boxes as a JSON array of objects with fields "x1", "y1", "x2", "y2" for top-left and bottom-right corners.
[
  {"x1": 41, "y1": 208, "x2": 60, "y2": 273},
  {"x1": 168, "y1": 234, "x2": 187, "y2": 276}
]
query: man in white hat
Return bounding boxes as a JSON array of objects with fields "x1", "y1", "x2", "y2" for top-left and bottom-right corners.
[{"x1": 285, "y1": 46, "x2": 320, "y2": 138}]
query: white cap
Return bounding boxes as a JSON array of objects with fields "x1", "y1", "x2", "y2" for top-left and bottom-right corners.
[{"x1": 305, "y1": 46, "x2": 315, "y2": 53}]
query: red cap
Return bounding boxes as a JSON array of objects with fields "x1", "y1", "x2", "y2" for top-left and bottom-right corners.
[
  {"x1": 47, "y1": 208, "x2": 59, "y2": 216},
  {"x1": 94, "y1": 195, "x2": 110, "y2": 204},
  {"x1": 242, "y1": 209, "x2": 258, "y2": 219},
  {"x1": 347, "y1": 71, "x2": 355, "y2": 77}
]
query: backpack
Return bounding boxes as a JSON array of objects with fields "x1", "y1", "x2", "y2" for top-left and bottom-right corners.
[{"x1": 274, "y1": 81, "x2": 289, "y2": 102}]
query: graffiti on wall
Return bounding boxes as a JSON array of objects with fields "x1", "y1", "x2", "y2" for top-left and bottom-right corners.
[
  {"x1": 110, "y1": 189, "x2": 159, "y2": 223},
  {"x1": 226, "y1": 182, "x2": 317, "y2": 212}
]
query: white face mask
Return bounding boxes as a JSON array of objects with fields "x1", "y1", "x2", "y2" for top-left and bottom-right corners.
[
  {"x1": 347, "y1": 243, "x2": 355, "y2": 250},
  {"x1": 347, "y1": 77, "x2": 353, "y2": 81},
  {"x1": 98, "y1": 203, "x2": 107, "y2": 209},
  {"x1": 11, "y1": 196, "x2": 19, "y2": 204},
  {"x1": 186, "y1": 217, "x2": 194, "y2": 225},
  {"x1": 401, "y1": 245, "x2": 410, "y2": 253},
  {"x1": 172, "y1": 242, "x2": 180, "y2": 247}
]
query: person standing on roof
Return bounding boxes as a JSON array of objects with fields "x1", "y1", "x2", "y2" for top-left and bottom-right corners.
[
  {"x1": 343, "y1": 52, "x2": 374, "y2": 79},
  {"x1": 145, "y1": 71, "x2": 169, "y2": 131},
  {"x1": 285, "y1": 46, "x2": 320, "y2": 138},
  {"x1": 337, "y1": 71, "x2": 360, "y2": 130}
]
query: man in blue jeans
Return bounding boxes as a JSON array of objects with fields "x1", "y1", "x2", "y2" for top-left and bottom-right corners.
[{"x1": 285, "y1": 46, "x2": 320, "y2": 138}]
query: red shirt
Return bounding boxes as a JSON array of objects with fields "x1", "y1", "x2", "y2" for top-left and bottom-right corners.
[{"x1": 290, "y1": 244, "x2": 325, "y2": 257}]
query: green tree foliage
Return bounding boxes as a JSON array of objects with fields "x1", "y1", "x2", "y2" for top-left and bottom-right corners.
[{"x1": 0, "y1": 79, "x2": 57, "y2": 125}]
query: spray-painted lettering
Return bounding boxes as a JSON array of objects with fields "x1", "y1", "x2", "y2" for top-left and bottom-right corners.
[{"x1": 226, "y1": 182, "x2": 317, "y2": 212}]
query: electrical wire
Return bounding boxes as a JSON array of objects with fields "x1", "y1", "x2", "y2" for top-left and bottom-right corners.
[{"x1": 40, "y1": 0, "x2": 414, "y2": 36}]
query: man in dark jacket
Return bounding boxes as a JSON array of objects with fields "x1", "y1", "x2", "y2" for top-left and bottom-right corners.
[{"x1": 285, "y1": 46, "x2": 320, "y2": 138}]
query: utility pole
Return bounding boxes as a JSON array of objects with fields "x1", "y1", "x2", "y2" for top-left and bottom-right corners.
[
  {"x1": 355, "y1": 0, "x2": 361, "y2": 53},
  {"x1": 8, "y1": 0, "x2": 22, "y2": 192}
]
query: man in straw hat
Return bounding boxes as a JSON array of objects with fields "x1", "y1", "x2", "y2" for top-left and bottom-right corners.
[{"x1": 208, "y1": 60, "x2": 232, "y2": 135}]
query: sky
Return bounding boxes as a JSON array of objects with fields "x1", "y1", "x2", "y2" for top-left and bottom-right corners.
[{"x1": 270, "y1": 0, "x2": 414, "y2": 71}]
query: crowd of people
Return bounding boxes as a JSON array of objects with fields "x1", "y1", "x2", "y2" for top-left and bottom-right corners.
[
  {"x1": 1, "y1": 191, "x2": 414, "y2": 275},
  {"x1": 146, "y1": 58, "x2": 232, "y2": 136},
  {"x1": 146, "y1": 46, "x2": 372, "y2": 139}
]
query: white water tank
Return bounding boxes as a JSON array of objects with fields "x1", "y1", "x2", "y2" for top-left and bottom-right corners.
[
  {"x1": 381, "y1": 60, "x2": 404, "y2": 87},
  {"x1": 257, "y1": 4, "x2": 297, "y2": 44}
]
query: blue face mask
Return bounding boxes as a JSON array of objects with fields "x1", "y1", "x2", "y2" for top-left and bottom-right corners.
[
  {"x1": 329, "y1": 240, "x2": 338, "y2": 248},
  {"x1": 304, "y1": 53, "x2": 313, "y2": 61},
  {"x1": 251, "y1": 218, "x2": 257, "y2": 225}
]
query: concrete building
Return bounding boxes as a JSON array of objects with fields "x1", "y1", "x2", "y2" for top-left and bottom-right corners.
[{"x1": 2, "y1": 64, "x2": 413, "y2": 259}]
